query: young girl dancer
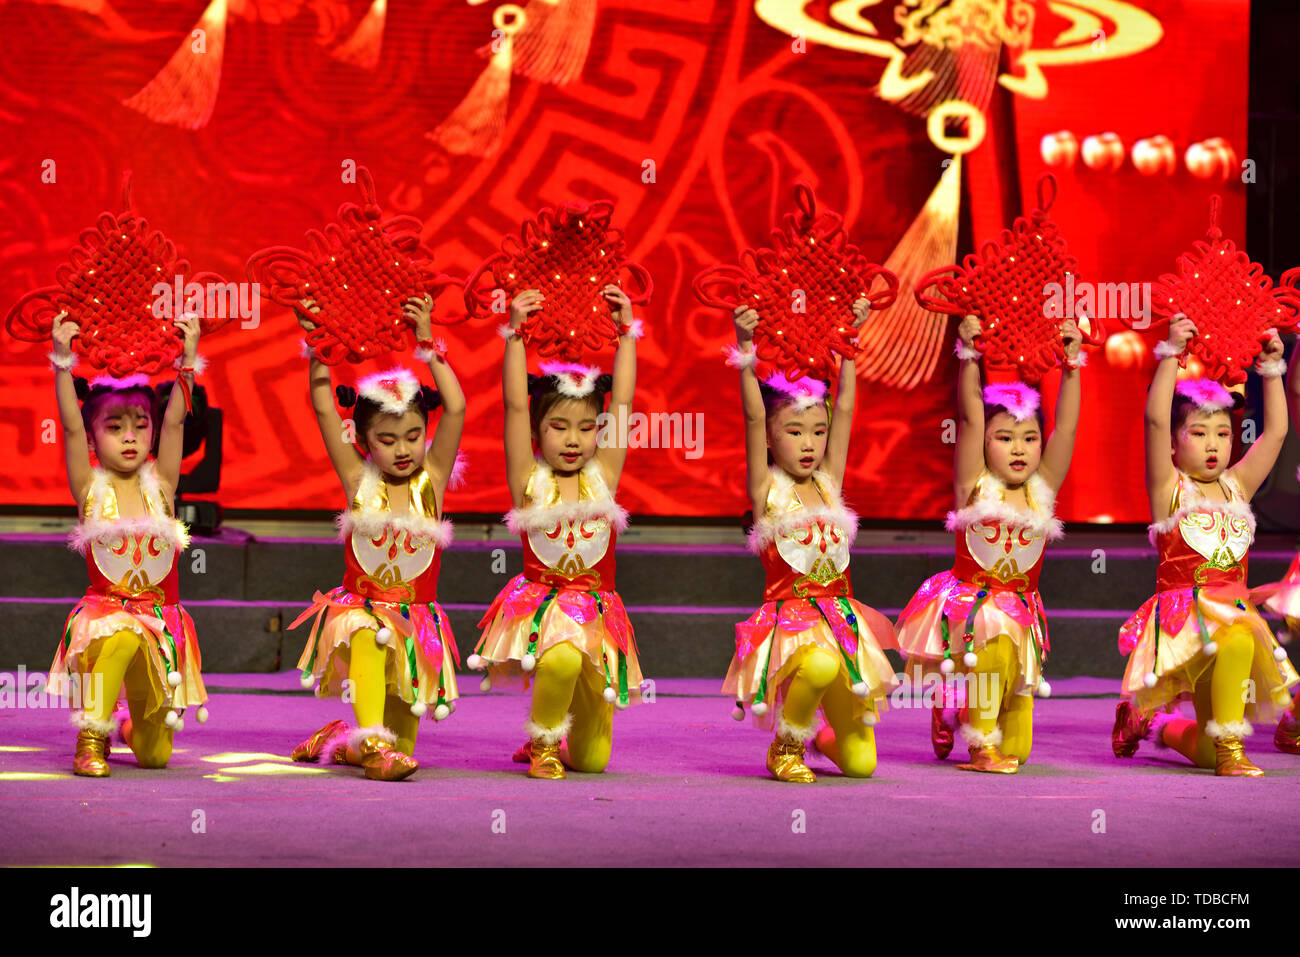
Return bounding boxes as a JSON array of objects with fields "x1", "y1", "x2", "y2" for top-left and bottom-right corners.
[
  {"x1": 468, "y1": 285, "x2": 643, "y2": 780},
  {"x1": 287, "y1": 295, "x2": 465, "y2": 782},
  {"x1": 1113, "y1": 317, "x2": 1298, "y2": 775},
  {"x1": 722, "y1": 299, "x2": 898, "y2": 783},
  {"x1": 45, "y1": 310, "x2": 208, "y2": 776},
  {"x1": 895, "y1": 315, "x2": 1082, "y2": 773},
  {"x1": 1252, "y1": 341, "x2": 1300, "y2": 753}
]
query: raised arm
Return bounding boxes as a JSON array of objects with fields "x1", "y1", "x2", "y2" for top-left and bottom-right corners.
[
  {"x1": 595, "y1": 285, "x2": 637, "y2": 491},
  {"x1": 504, "y1": 290, "x2": 542, "y2": 506},
  {"x1": 154, "y1": 313, "x2": 200, "y2": 498},
  {"x1": 404, "y1": 295, "x2": 466, "y2": 504},
  {"x1": 51, "y1": 311, "x2": 92, "y2": 506},
  {"x1": 953, "y1": 315, "x2": 986, "y2": 507},
  {"x1": 1038, "y1": 318, "x2": 1083, "y2": 493},
  {"x1": 1228, "y1": 330, "x2": 1289, "y2": 500},
  {"x1": 298, "y1": 300, "x2": 364, "y2": 496},
  {"x1": 821, "y1": 298, "x2": 868, "y2": 486},
  {"x1": 732, "y1": 305, "x2": 771, "y2": 513},
  {"x1": 1145, "y1": 315, "x2": 1195, "y2": 520}
]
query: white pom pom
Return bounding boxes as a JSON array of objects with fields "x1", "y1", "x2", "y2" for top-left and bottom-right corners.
[
  {"x1": 299, "y1": 673, "x2": 316, "y2": 690},
  {"x1": 940, "y1": 658, "x2": 955, "y2": 675},
  {"x1": 375, "y1": 627, "x2": 393, "y2": 646},
  {"x1": 615, "y1": 699, "x2": 629, "y2": 711},
  {"x1": 467, "y1": 653, "x2": 484, "y2": 670},
  {"x1": 448, "y1": 701, "x2": 457, "y2": 714},
  {"x1": 963, "y1": 651, "x2": 978, "y2": 668},
  {"x1": 1274, "y1": 647, "x2": 1288, "y2": 662},
  {"x1": 861, "y1": 710, "x2": 878, "y2": 726},
  {"x1": 479, "y1": 676, "x2": 492, "y2": 692},
  {"x1": 433, "y1": 703, "x2": 450, "y2": 721},
  {"x1": 1143, "y1": 671, "x2": 1158, "y2": 689},
  {"x1": 410, "y1": 701, "x2": 428, "y2": 717},
  {"x1": 521, "y1": 653, "x2": 536, "y2": 672},
  {"x1": 167, "y1": 671, "x2": 182, "y2": 688},
  {"x1": 173, "y1": 717, "x2": 184, "y2": 733},
  {"x1": 1037, "y1": 680, "x2": 1052, "y2": 699},
  {"x1": 603, "y1": 686, "x2": 617, "y2": 703},
  {"x1": 1202, "y1": 641, "x2": 1218, "y2": 657},
  {"x1": 851, "y1": 681, "x2": 869, "y2": 698},
  {"x1": 196, "y1": 706, "x2": 209, "y2": 724},
  {"x1": 731, "y1": 704, "x2": 745, "y2": 722},
  {"x1": 164, "y1": 711, "x2": 179, "y2": 728},
  {"x1": 752, "y1": 702, "x2": 769, "y2": 717}
]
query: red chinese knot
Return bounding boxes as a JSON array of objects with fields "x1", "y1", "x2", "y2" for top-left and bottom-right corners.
[
  {"x1": 693, "y1": 183, "x2": 898, "y2": 382},
  {"x1": 463, "y1": 198, "x2": 652, "y2": 361},
  {"x1": 1141, "y1": 196, "x2": 1300, "y2": 385},
  {"x1": 245, "y1": 167, "x2": 464, "y2": 365},
  {"x1": 5, "y1": 174, "x2": 228, "y2": 376},
  {"x1": 914, "y1": 174, "x2": 1103, "y2": 386}
]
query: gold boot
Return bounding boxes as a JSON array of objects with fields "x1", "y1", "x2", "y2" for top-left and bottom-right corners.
[
  {"x1": 291, "y1": 718, "x2": 349, "y2": 762},
  {"x1": 74, "y1": 728, "x2": 111, "y2": 777},
  {"x1": 766, "y1": 735, "x2": 816, "y2": 783},
  {"x1": 341, "y1": 728, "x2": 417, "y2": 781},
  {"x1": 931, "y1": 707, "x2": 954, "y2": 760},
  {"x1": 1274, "y1": 708, "x2": 1300, "y2": 755},
  {"x1": 956, "y1": 726, "x2": 1018, "y2": 773},
  {"x1": 1111, "y1": 701, "x2": 1152, "y2": 758},
  {"x1": 1214, "y1": 738, "x2": 1264, "y2": 777},
  {"x1": 527, "y1": 740, "x2": 566, "y2": 779}
]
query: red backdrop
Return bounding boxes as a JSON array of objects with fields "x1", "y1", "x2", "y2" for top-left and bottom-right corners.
[{"x1": 0, "y1": 0, "x2": 1251, "y2": 521}]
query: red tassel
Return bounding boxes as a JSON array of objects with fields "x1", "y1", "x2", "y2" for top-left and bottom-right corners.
[
  {"x1": 122, "y1": 0, "x2": 228, "y2": 130},
  {"x1": 430, "y1": 5, "x2": 523, "y2": 157},
  {"x1": 331, "y1": 0, "x2": 386, "y2": 71}
]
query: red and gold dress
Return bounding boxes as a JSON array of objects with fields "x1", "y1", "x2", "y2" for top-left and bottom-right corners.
[
  {"x1": 47, "y1": 461, "x2": 206, "y2": 718},
  {"x1": 723, "y1": 467, "x2": 898, "y2": 729},
  {"x1": 1119, "y1": 470, "x2": 1299, "y2": 715},
  {"x1": 474, "y1": 459, "x2": 642, "y2": 706},
  {"x1": 289, "y1": 462, "x2": 460, "y2": 712},
  {"x1": 896, "y1": 471, "x2": 1061, "y2": 693}
]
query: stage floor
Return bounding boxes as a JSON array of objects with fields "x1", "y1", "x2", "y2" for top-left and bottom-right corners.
[{"x1": 1, "y1": 674, "x2": 1297, "y2": 868}]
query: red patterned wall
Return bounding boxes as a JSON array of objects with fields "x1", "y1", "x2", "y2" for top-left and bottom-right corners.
[{"x1": 0, "y1": 1, "x2": 1250, "y2": 521}]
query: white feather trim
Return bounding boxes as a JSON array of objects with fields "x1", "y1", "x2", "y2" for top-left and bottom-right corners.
[
  {"x1": 357, "y1": 368, "x2": 420, "y2": 416},
  {"x1": 945, "y1": 472, "x2": 1064, "y2": 541},
  {"x1": 505, "y1": 459, "x2": 628, "y2": 534},
  {"x1": 747, "y1": 467, "x2": 858, "y2": 554},
  {"x1": 722, "y1": 344, "x2": 757, "y2": 369},
  {"x1": 619, "y1": 317, "x2": 644, "y2": 339},
  {"x1": 1147, "y1": 473, "x2": 1255, "y2": 545},
  {"x1": 776, "y1": 713, "x2": 819, "y2": 742},
  {"x1": 336, "y1": 512, "x2": 454, "y2": 550},
  {"x1": 448, "y1": 449, "x2": 469, "y2": 491},
  {"x1": 68, "y1": 463, "x2": 189, "y2": 553},
  {"x1": 524, "y1": 713, "x2": 573, "y2": 745},
  {"x1": 1205, "y1": 719, "x2": 1253, "y2": 741},
  {"x1": 958, "y1": 724, "x2": 1003, "y2": 747},
  {"x1": 1154, "y1": 339, "x2": 1185, "y2": 360},
  {"x1": 172, "y1": 353, "x2": 207, "y2": 374},
  {"x1": 71, "y1": 711, "x2": 118, "y2": 735}
]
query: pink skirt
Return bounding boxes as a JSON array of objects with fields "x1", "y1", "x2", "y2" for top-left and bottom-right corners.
[
  {"x1": 1252, "y1": 552, "x2": 1300, "y2": 622},
  {"x1": 895, "y1": 571, "x2": 1049, "y2": 695},
  {"x1": 1119, "y1": 586, "x2": 1298, "y2": 717},
  {"x1": 474, "y1": 574, "x2": 643, "y2": 707},
  {"x1": 289, "y1": 586, "x2": 460, "y2": 708},
  {"x1": 722, "y1": 596, "x2": 898, "y2": 732},
  {"x1": 46, "y1": 591, "x2": 206, "y2": 719}
]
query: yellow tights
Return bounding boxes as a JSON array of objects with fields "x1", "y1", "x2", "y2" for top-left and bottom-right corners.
[
  {"x1": 784, "y1": 647, "x2": 877, "y2": 778},
  {"x1": 528, "y1": 641, "x2": 614, "y2": 773},
  {"x1": 87, "y1": 628, "x2": 173, "y2": 768},
  {"x1": 1158, "y1": 623, "x2": 1255, "y2": 769},
  {"x1": 960, "y1": 634, "x2": 1034, "y2": 762},
  {"x1": 348, "y1": 627, "x2": 420, "y2": 756}
]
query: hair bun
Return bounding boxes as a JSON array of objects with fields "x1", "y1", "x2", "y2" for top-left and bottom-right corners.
[
  {"x1": 526, "y1": 373, "x2": 544, "y2": 396},
  {"x1": 335, "y1": 384, "x2": 358, "y2": 408},
  {"x1": 420, "y1": 385, "x2": 443, "y2": 412},
  {"x1": 73, "y1": 377, "x2": 91, "y2": 401},
  {"x1": 595, "y1": 373, "x2": 614, "y2": 394}
]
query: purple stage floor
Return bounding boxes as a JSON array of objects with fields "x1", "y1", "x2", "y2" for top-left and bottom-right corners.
[{"x1": 1, "y1": 675, "x2": 1297, "y2": 867}]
